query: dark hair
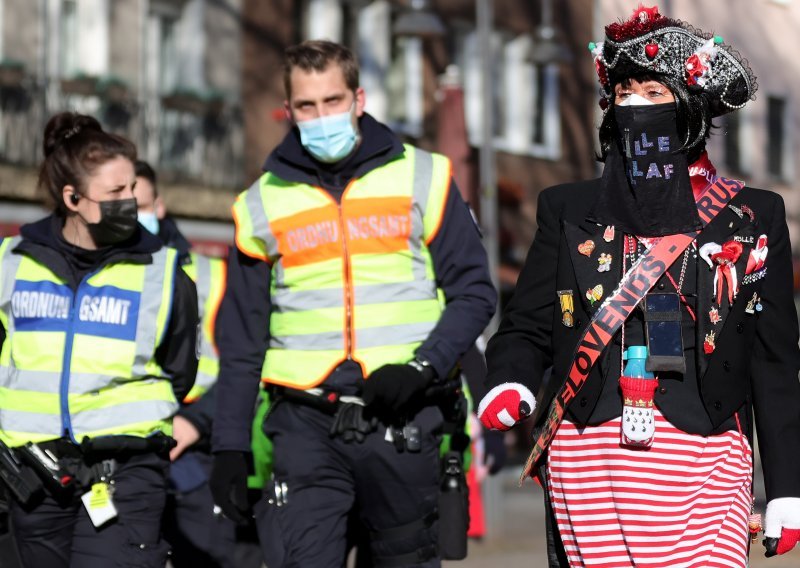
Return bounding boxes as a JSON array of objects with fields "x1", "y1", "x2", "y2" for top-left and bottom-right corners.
[
  {"x1": 134, "y1": 160, "x2": 158, "y2": 197},
  {"x1": 38, "y1": 112, "x2": 137, "y2": 215},
  {"x1": 283, "y1": 40, "x2": 359, "y2": 99},
  {"x1": 598, "y1": 73, "x2": 714, "y2": 163}
]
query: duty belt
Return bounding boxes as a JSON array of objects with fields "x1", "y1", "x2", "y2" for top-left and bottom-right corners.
[{"x1": 271, "y1": 386, "x2": 364, "y2": 415}]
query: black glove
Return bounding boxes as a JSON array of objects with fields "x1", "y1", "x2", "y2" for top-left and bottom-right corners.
[
  {"x1": 362, "y1": 363, "x2": 432, "y2": 413},
  {"x1": 210, "y1": 451, "x2": 250, "y2": 524},
  {"x1": 329, "y1": 403, "x2": 378, "y2": 443},
  {"x1": 482, "y1": 429, "x2": 507, "y2": 475}
]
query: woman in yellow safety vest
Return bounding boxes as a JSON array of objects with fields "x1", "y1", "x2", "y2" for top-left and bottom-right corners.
[{"x1": 0, "y1": 112, "x2": 198, "y2": 567}]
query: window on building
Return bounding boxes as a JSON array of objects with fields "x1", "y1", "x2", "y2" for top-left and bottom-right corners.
[
  {"x1": 60, "y1": 0, "x2": 79, "y2": 77},
  {"x1": 0, "y1": 0, "x2": 5, "y2": 61},
  {"x1": 159, "y1": 16, "x2": 178, "y2": 94},
  {"x1": 386, "y1": 35, "x2": 423, "y2": 138},
  {"x1": 458, "y1": 29, "x2": 560, "y2": 159},
  {"x1": 767, "y1": 96, "x2": 787, "y2": 179}
]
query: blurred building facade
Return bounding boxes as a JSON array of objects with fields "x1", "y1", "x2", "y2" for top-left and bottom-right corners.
[{"x1": 0, "y1": 0, "x2": 243, "y2": 220}]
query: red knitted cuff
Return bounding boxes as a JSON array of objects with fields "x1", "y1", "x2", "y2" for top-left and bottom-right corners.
[{"x1": 619, "y1": 376, "x2": 658, "y2": 406}]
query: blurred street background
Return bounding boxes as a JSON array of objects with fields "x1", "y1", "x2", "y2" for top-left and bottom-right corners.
[{"x1": 2, "y1": 1, "x2": 800, "y2": 566}]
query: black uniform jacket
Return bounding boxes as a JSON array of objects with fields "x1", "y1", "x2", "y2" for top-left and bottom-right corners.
[{"x1": 486, "y1": 178, "x2": 800, "y2": 501}]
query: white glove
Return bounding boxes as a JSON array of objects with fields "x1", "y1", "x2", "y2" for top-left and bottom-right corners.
[
  {"x1": 477, "y1": 383, "x2": 535, "y2": 431},
  {"x1": 764, "y1": 497, "x2": 800, "y2": 557}
]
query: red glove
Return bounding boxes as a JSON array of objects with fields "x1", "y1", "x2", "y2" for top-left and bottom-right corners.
[
  {"x1": 477, "y1": 383, "x2": 535, "y2": 431},
  {"x1": 764, "y1": 497, "x2": 800, "y2": 557}
]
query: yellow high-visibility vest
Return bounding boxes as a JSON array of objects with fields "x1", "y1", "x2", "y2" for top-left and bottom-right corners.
[
  {"x1": 233, "y1": 145, "x2": 451, "y2": 389},
  {"x1": 0, "y1": 236, "x2": 179, "y2": 447},
  {"x1": 182, "y1": 252, "x2": 226, "y2": 403}
]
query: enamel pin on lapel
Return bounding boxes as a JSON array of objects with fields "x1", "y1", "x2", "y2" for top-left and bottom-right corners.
[
  {"x1": 745, "y1": 292, "x2": 762, "y2": 315},
  {"x1": 709, "y1": 307, "x2": 721, "y2": 325},
  {"x1": 745, "y1": 235, "x2": 768, "y2": 275},
  {"x1": 558, "y1": 290, "x2": 575, "y2": 327},
  {"x1": 578, "y1": 240, "x2": 595, "y2": 257},
  {"x1": 597, "y1": 253, "x2": 612, "y2": 272},
  {"x1": 586, "y1": 284, "x2": 603, "y2": 305},
  {"x1": 703, "y1": 330, "x2": 716, "y2": 354},
  {"x1": 603, "y1": 225, "x2": 615, "y2": 242}
]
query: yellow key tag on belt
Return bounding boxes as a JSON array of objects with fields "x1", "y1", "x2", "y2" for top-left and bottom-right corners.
[{"x1": 81, "y1": 482, "x2": 118, "y2": 527}]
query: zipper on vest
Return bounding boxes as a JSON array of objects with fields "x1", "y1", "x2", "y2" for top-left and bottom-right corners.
[
  {"x1": 336, "y1": 202, "x2": 354, "y2": 358},
  {"x1": 59, "y1": 270, "x2": 100, "y2": 443},
  {"x1": 59, "y1": 290, "x2": 79, "y2": 442}
]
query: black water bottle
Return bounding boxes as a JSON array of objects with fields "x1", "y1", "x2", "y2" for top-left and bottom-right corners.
[{"x1": 437, "y1": 451, "x2": 469, "y2": 559}]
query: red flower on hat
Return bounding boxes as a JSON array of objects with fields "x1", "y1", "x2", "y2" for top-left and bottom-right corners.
[
  {"x1": 606, "y1": 4, "x2": 672, "y2": 42},
  {"x1": 685, "y1": 54, "x2": 707, "y2": 86}
]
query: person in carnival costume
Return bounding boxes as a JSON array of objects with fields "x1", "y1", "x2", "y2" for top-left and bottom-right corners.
[{"x1": 477, "y1": 5, "x2": 800, "y2": 566}]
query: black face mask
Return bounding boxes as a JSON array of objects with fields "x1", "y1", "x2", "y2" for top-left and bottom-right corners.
[
  {"x1": 589, "y1": 103, "x2": 701, "y2": 237},
  {"x1": 86, "y1": 198, "x2": 139, "y2": 246}
]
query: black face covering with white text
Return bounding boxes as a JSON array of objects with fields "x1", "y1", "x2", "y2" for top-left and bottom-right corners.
[{"x1": 590, "y1": 103, "x2": 701, "y2": 237}]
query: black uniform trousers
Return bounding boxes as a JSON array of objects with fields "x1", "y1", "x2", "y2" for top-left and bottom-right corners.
[
  {"x1": 256, "y1": 400, "x2": 443, "y2": 568},
  {"x1": 163, "y1": 451, "x2": 237, "y2": 568},
  {"x1": 10, "y1": 452, "x2": 170, "y2": 568}
]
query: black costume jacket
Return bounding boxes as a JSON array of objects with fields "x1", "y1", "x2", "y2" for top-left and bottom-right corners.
[{"x1": 486, "y1": 178, "x2": 800, "y2": 502}]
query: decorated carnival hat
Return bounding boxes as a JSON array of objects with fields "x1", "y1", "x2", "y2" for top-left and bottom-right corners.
[{"x1": 589, "y1": 4, "x2": 757, "y2": 115}]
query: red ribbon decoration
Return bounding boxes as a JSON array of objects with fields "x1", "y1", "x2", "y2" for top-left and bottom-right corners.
[{"x1": 711, "y1": 240, "x2": 743, "y2": 305}]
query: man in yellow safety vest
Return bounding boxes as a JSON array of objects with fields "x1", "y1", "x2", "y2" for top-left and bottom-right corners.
[{"x1": 210, "y1": 40, "x2": 496, "y2": 567}]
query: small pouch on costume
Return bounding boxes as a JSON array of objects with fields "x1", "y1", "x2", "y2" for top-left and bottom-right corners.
[
  {"x1": 643, "y1": 293, "x2": 686, "y2": 374},
  {"x1": 81, "y1": 482, "x2": 118, "y2": 527}
]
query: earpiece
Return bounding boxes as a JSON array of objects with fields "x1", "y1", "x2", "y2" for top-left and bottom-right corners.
[{"x1": 70, "y1": 193, "x2": 80, "y2": 205}]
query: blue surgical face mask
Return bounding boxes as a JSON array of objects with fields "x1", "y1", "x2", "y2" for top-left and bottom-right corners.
[
  {"x1": 296, "y1": 103, "x2": 359, "y2": 163},
  {"x1": 138, "y1": 211, "x2": 160, "y2": 235}
]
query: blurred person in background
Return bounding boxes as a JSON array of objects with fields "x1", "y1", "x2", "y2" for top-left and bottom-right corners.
[
  {"x1": 0, "y1": 112, "x2": 197, "y2": 567},
  {"x1": 478, "y1": 5, "x2": 800, "y2": 566},
  {"x1": 210, "y1": 39, "x2": 495, "y2": 567},
  {"x1": 135, "y1": 161, "x2": 240, "y2": 568}
]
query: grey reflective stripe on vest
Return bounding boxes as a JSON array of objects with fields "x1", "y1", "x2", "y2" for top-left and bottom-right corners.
[
  {"x1": 132, "y1": 248, "x2": 172, "y2": 376},
  {"x1": 193, "y1": 371, "x2": 217, "y2": 393},
  {"x1": 271, "y1": 280, "x2": 437, "y2": 313},
  {"x1": 189, "y1": 254, "x2": 220, "y2": 393},
  {"x1": 192, "y1": 254, "x2": 211, "y2": 319},
  {"x1": 410, "y1": 147, "x2": 434, "y2": 281},
  {"x1": 0, "y1": 238, "x2": 22, "y2": 339},
  {"x1": 0, "y1": 367, "x2": 130, "y2": 395},
  {"x1": 270, "y1": 320, "x2": 435, "y2": 351},
  {"x1": 70, "y1": 397, "x2": 178, "y2": 436},
  {"x1": 0, "y1": 409, "x2": 61, "y2": 436},
  {"x1": 245, "y1": 182, "x2": 286, "y2": 287}
]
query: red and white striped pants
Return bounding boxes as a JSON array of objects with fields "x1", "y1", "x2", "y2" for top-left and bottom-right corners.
[{"x1": 547, "y1": 410, "x2": 752, "y2": 567}]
